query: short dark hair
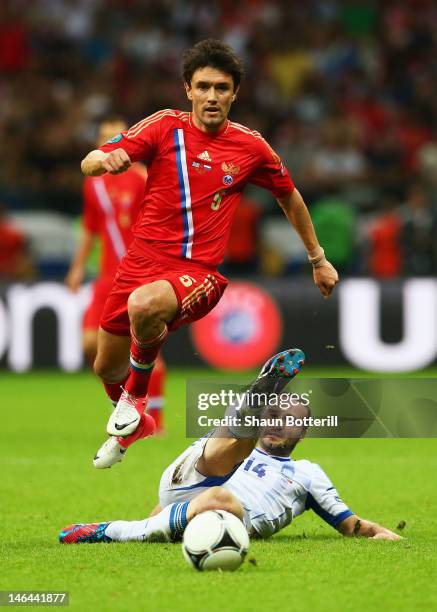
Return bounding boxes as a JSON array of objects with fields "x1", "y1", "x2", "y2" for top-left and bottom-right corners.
[{"x1": 182, "y1": 39, "x2": 244, "y2": 90}]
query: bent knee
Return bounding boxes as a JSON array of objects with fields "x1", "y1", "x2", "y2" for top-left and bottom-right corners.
[
  {"x1": 128, "y1": 282, "x2": 178, "y2": 325},
  {"x1": 94, "y1": 353, "x2": 128, "y2": 383},
  {"x1": 205, "y1": 487, "x2": 235, "y2": 506},
  {"x1": 198, "y1": 487, "x2": 244, "y2": 519},
  {"x1": 127, "y1": 287, "x2": 164, "y2": 323}
]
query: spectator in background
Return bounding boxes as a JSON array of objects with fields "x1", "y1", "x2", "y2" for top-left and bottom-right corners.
[
  {"x1": 418, "y1": 127, "x2": 437, "y2": 189},
  {"x1": 0, "y1": 204, "x2": 34, "y2": 281},
  {"x1": 0, "y1": 2, "x2": 30, "y2": 72},
  {"x1": 367, "y1": 196, "x2": 402, "y2": 279},
  {"x1": 0, "y1": 0, "x2": 436, "y2": 282},
  {"x1": 400, "y1": 183, "x2": 437, "y2": 276},
  {"x1": 304, "y1": 117, "x2": 368, "y2": 199},
  {"x1": 311, "y1": 196, "x2": 356, "y2": 275},
  {"x1": 366, "y1": 127, "x2": 404, "y2": 198}
]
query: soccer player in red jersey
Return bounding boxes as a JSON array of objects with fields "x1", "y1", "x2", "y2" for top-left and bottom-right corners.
[
  {"x1": 66, "y1": 117, "x2": 166, "y2": 434},
  {"x1": 81, "y1": 40, "x2": 339, "y2": 468}
]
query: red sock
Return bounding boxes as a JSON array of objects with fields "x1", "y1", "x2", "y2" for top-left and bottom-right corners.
[
  {"x1": 103, "y1": 375, "x2": 129, "y2": 404},
  {"x1": 117, "y1": 413, "x2": 156, "y2": 449},
  {"x1": 125, "y1": 326, "x2": 168, "y2": 398}
]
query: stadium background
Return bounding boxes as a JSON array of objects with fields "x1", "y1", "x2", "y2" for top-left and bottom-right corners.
[
  {"x1": 2, "y1": 3, "x2": 437, "y2": 611},
  {"x1": 0, "y1": 0, "x2": 437, "y2": 372}
]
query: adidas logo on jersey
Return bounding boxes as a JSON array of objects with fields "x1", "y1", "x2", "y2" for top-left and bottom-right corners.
[{"x1": 197, "y1": 150, "x2": 212, "y2": 162}]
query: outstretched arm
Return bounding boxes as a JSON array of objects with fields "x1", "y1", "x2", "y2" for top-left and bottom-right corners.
[
  {"x1": 306, "y1": 463, "x2": 402, "y2": 541},
  {"x1": 337, "y1": 514, "x2": 402, "y2": 540},
  {"x1": 277, "y1": 188, "x2": 339, "y2": 298}
]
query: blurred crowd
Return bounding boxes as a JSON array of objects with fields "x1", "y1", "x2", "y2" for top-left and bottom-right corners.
[{"x1": 0, "y1": 0, "x2": 436, "y2": 280}]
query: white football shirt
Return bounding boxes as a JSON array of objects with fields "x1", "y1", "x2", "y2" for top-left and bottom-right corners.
[{"x1": 224, "y1": 447, "x2": 353, "y2": 537}]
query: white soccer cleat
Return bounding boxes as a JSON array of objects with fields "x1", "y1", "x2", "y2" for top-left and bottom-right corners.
[
  {"x1": 93, "y1": 436, "x2": 127, "y2": 469},
  {"x1": 106, "y1": 389, "x2": 141, "y2": 436}
]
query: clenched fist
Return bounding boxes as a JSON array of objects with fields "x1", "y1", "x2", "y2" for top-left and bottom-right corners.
[
  {"x1": 313, "y1": 260, "x2": 339, "y2": 299},
  {"x1": 101, "y1": 148, "x2": 132, "y2": 174}
]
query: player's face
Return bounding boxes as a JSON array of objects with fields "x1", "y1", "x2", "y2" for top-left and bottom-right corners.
[
  {"x1": 185, "y1": 67, "x2": 237, "y2": 133},
  {"x1": 258, "y1": 403, "x2": 309, "y2": 456}
]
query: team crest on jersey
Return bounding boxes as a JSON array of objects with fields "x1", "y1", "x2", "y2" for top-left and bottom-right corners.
[
  {"x1": 197, "y1": 150, "x2": 212, "y2": 162},
  {"x1": 221, "y1": 162, "x2": 240, "y2": 175},
  {"x1": 191, "y1": 282, "x2": 283, "y2": 370},
  {"x1": 223, "y1": 174, "x2": 234, "y2": 186}
]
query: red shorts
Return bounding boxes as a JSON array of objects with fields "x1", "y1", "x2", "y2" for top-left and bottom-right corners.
[
  {"x1": 83, "y1": 276, "x2": 114, "y2": 331},
  {"x1": 100, "y1": 239, "x2": 228, "y2": 336}
]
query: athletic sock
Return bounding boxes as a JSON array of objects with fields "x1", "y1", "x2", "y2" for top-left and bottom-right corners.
[
  {"x1": 103, "y1": 375, "x2": 129, "y2": 404},
  {"x1": 125, "y1": 326, "x2": 168, "y2": 398},
  {"x1": 105, "y1": 501, "x2": 189, "y2": 542}
]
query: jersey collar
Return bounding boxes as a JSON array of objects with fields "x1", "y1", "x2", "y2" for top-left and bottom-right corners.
[
  {"x1": 255, "y1": 447, "x2": 291, "y2": 462},
  {"x1": 188, "y1": 113, "x2": 229, "y2": 137}
]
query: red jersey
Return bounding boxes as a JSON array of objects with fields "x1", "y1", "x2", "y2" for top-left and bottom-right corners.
[
  {"x1": 82, "y1": 166, "x2": 147, "y2": 278},
  {"x1": 99, "y1": 110, "x2": 294, "y2": 267}
]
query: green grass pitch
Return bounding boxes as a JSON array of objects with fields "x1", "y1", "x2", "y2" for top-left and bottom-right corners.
[{"x1": 2, "y1": 369, "x2": 437, "y2": 611}]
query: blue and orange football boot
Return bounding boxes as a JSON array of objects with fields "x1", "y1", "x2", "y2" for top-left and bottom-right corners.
[
  {"x1": 224, "y1": 349, "x2": 305, "y2": 438},
  {"x1": 250, "y1": 348, "x2": 305, "y2": 396},
  {"x1": 59, "y1": 522, "x2": 112, "y2": 544}
]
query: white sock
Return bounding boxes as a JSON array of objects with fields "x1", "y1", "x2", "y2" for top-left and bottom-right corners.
[{"x1": 105, "y1": 501, "x2": 189, "y2": 542}]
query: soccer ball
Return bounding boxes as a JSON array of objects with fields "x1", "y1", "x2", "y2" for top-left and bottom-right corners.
[{"x1": 182, "y1": 510, "x2": 249, "y2": 571}]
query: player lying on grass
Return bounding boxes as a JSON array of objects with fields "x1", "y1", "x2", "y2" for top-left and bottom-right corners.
[{"x1": 60, "y1": 350, "x2": 400, "y2": 543}]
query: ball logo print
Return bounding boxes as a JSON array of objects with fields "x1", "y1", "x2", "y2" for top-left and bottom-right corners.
[
  {"x1": 3, "y1": 279, "x2": 437, "y2": 371},
  {"x1": 182, "y1": 510, "x2": 249, "y2": 571},
  {"x1": 223, "y1": 174, "x2": 234, "y2": 186},
  {"x1": 220, "y1": 309, "x2": 256, "y2": 343}
]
